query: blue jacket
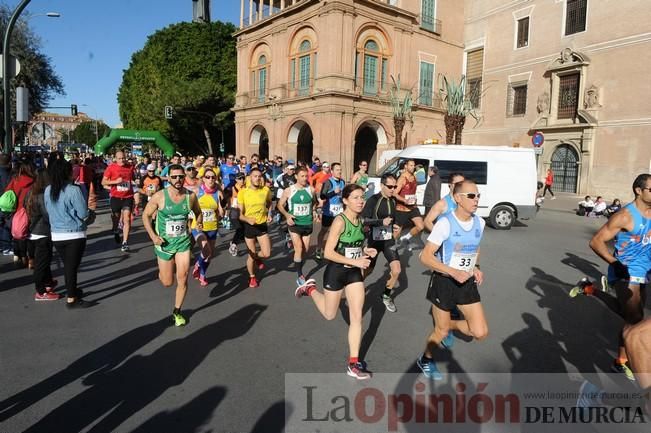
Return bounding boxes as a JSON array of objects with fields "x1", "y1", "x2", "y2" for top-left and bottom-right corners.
[{"x1": 44, "y1": 184, "x2": 88, "y2": 233}]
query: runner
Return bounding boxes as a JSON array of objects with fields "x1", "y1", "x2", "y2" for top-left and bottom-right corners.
[
  {"x1": 142, "y1": 164, "x2": 203, "y2": 326},
  {"x1": 295, "y1": 184, "x2": 377, "y2": 379},
  {"x1": 238, "y1": 168, "x2": 273, "y2": 288},
  {"x1": 361, "y1": 173, "x2": 401, "y2": 312},
  {"x1": 102, "y1": 151, "x2": 135, "y2": 252},
  {"x1": 586, "y1": 174, "x2": 651, "y2": 380},
  {"x1": 316, "y1": 162, "x2": 345, "y2": 260},
  {"x1": 184, "y1": 164, "x2": 201, "y2": 195},
  {"x1": 277, "y1": 166, "x2": 319, "y2": 287},
  {"x1": 417, "y1": 179, "x2": 487, "y2": 379},
  {"x1": 424, "y1": 172, "x2": 465, "y2": 232},
  {"x1": 228, "y1": 173, "x2": 246, "y2": 257},
  {"x1": 191, "y1": 167, "x2": 223, "y2": 286},
  {"x1": 160, "y1": 153, "x2": 182, "y2": 187},
  {"x1": 350, "y1": 160, "x2": 369, "y2": 194},
  {"x1": 139, "y1": 164, "x2": 162, "y2": 203},
  {"x1": 274, "y1": 162, "x2": 297, "y2": 247},
  {"x1": 394, "y1": 159, "x2": 425, "y2": 250}
]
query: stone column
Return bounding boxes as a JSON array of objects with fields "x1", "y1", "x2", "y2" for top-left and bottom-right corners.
[
  {"x1": 281, "y1": 0, "x2": 285, "y2": 10},
  {"x1": 269, "y1": 0, "x2": 273, "y2": 16},
  {"x1": 240, "y1": 0, "x2": 245, "y2": 27},
  {"x1": 249, "y1": 0, "x2": 253, "y2": 24},
  {"x1": 258, "y1": 0, "x2": 263, "y2": 20}
]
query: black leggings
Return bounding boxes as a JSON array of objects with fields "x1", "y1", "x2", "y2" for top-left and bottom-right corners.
[
  {"x1": 32, "y1": 237, "x2": 54, "y2": 294},
  {"x1": 53, "y1": 238, "x2": 86, "y2": 298},
  {"x1": 542, "y1": 185, "x2": 554, "y2": 197}
]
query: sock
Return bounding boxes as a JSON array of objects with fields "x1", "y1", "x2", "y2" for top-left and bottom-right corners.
[
  {"x1": 173, "y1": 307, "x2": 181, "y2": 315},
  {"x1": 199, "y1": 253, "x2": 209, "y2": 277},
  {"x1": 306, "y1": 285, "x2": 316, "y2": 296},
  {"x1": 401, "y1": 233, "x2": 413, "y2": 241},
  {"x1": 616, "y1": 357, "x2": 628, "y2": 365},
  {"x1": 383, "y1": 287, "x2": 392, "y2": 298},
  {"x1": 349, "y1": 357, "x2": 359, "y2": 365},
  {"x1": 295, "y1": 260, "x2": 304, "y2": 278}
]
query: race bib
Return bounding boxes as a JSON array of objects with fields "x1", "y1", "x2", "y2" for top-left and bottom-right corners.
[
  {"x1": 344, "y1": 247, "x2": 363, "y2": 260},
  {"x1": 294, "y1": 203, "x2": 311, "y2": 217},
  {"x1": 329, "y1": 203, "x2": 343, "y2": 215},
  {"x1": 147, "y1": 184, "x2": 156, "y2": 192},
  {"x1": 449, "y1": 252, "x2": 478, "y2": 272},
  {"x1": 372, "y1": 226, "x2": 393, "y2": 241},
  {"x1": 202, "y1": 209, "x2": 216, "y2": 222},
  {"x1": 165, "y1": 220, "x2": 187, "y2": 237},
  {"x1": 405, "y1": 194, "x2": 417, "y2": 205},
  {"x1": 117, "y1": 182, "x2": 131, "y2": 192}
]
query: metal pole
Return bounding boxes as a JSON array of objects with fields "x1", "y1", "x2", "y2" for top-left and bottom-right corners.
[{"x1": 3, "y1": 0, "x2": 32, "y2": 154}]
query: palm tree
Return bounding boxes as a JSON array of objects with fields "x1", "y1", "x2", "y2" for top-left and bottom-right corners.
[
  {"x1": 388, "y1": 75, "x2": 414, "y2": 150},
  {"x1": 440, "y1": 75, "x2": 480, "y2": 144}
]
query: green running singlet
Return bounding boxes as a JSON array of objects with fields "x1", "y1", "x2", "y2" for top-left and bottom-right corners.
[
  {"x1": 288, "y1": 185, "x2": 314, "y2": 226},
  {"x1": 155, "y1": 188, "x2": 192, "y2": 261},
  {"x1": 335, "y1": 213, "x2": 365, "y2": 264}
]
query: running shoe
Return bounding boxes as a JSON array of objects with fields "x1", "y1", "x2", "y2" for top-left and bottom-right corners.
[
  {"x1": 172, "y1": 312, "x2": 187, "y2": 327},
  {"x1": 198, "y1": 275, "x2": 209, "y2": 287},
  {"x1": 192, "y1": 262, "x2": 200, "y2": 280},
  {"x1": 612, "y1": 361, "x2": 636, "y2": 381},
  {"x1": 296, "y1": 275, "x2": 306, "y2": 287},
  {"x1": 315, "y1": 248, "x2": 323, "y2": 261},
  {"x1": 347, "y1": 362, "x2": 372, "y2": 380},
  {"x1": 295, "y1": 279, "x2": 316, "y2": 298},
  {"x1": 382, "y1": 294, "x2": 397, "y2": 313},
  {"x1": 113, "y1": 231, "x2": 121, "y2": 244},
  {"x1": 576, "y1": 381, "x2": 604, "y2": 408},
  {"x1": 600, "y1": 275, "x2": 610, "y2": 293},
  {"x1": 2, "y1": 249, "x2": 14, "y2": 256},
  {"x1": 229, "y1": 243, "x2": 238, "y2": 257},
  {"x1": 441, "y1": 331, "x2": 455, "y2": 349},
  {"x1": 45, "y1": 279, "x2": 59, "y2": 292},
  {"x1": 66, "y1": 299, "x2": 91, "y2": 309},
  {"x1": 417, "y1": 357, "x2": 443, "y2": 380},
  {"x1": 34, "y1": 292, "x2": 61, "y2": 301},
  {"x1": 248, "y1": 276, "x2": 259, "y2": 288},
  {"x1": 569, "y1": 278, "x2": 593, "y2": 297},
  {"x1": 120, "y1": 242, "x2": 130, "y2": 253}
]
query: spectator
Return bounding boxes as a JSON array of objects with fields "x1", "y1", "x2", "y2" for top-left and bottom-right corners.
[
  {"x1": 543, "y1": 168, "x2": 556, "y2": 199},
  {"x1": 5, "y1": 159, "x2": 36, "y2": 267},
  {"x1": 577, "y1": 195, "x2": 595, "y2": 217},
  {"x1": 605, "y1": 198, "x2": 622, "y2": 217},
  {"x1": 591, "y1": 196, "x2": 608, "y2": 217},
  {"x1": 0, "y1": 153, "x2": 12, "y2": 254},
  {"x1": 45, "y1": 158, "x2": 90, "y2": 308},
  {"x1": 423, "y1": 166, "x2": 441, "y2": 215}
]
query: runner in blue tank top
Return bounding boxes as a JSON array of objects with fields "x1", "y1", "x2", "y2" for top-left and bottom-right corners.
[
  {"x1": 417, "y1": 179, "x2": 487, "y2": 380},
  {"x1": 424, "y1": 172, "x2": 465, "y2": 232},
  {"x1": 589, "y1": 173, "x2": 651, "y2": 381},
  {"x1": 315, "y1": 162, "x2": 346, "y2": 260}
]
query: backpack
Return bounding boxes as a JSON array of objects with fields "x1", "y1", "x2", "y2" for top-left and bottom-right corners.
[
  {"x1": 0, "y1": 189, "x2": 17, "y2": 212},
  {"x1": 11, "y1": 207, "x2": 29, "y2": 240}
]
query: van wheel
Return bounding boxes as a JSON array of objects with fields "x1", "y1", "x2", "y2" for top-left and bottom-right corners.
[{"x1": 490, "y1": 206, "x2": 515, "y2": 230}]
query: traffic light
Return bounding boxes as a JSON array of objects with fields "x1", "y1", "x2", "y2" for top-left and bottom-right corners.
[
  {"x1": 71, "y1": 104, "x2": 78, "y2": 116},
  {"x1": 164, "y1": 106, "x2": 173, "y2": 119}
]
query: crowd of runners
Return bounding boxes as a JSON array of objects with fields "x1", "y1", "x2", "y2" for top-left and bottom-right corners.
[{"x1": 1, "y1": 150, "x2": 650, "y2": 395}]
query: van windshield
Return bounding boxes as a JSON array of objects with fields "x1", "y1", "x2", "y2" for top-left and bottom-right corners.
[{"x1": 376, "y1": 157, "x2": 430, "y2": 185}]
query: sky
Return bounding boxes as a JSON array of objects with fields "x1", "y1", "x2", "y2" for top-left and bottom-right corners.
[{"x1": 25, "y1": 0, "x2": 240, "y2": 127}]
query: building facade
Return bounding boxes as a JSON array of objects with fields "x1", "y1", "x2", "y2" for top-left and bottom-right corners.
[
  {"x1": 233, "y1": 0, "x2": 465, "y2": 176},
  {"x1": 27, "y1": 111, "x2": 94, "y2": 150},
  {"x1": 463, "y1": 0, "x2": 651, "y2": 198}
]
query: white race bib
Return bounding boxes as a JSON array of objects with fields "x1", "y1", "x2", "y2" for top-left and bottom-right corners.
[
  {"x1": 449, "y1": 252, "x2": 478, "y2": 272},
  {"x1": 372, "y1": 226, "x2": 393, "y2": 241},
  {"x1": 165, "y1": 220, "x2": 187, "y2": 237},
  {"x1": 405, "y1": 194, "x2": 417, "y2": 205},
  {"x1": 329, "y1": 203, "x2": 343, "y2": 215},
  {"x1": 202, "y1": 209, "x2": 216, "y2": 222},
  {"x1": 117, "y1": 182, "x2": 131, "y2": 192},
  {"x1": 294, "y1": 203, "x2": 311, "y2": 217},
  {"x1": 344, "y1": 247, "x2": 363, "y2": 260}
]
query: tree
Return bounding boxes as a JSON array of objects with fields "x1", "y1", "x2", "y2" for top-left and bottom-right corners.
[
  {"x1": 118, "y1": 21, "x2": 237, "y2": 154},
  {"x1": 439, "y1": 75, "x2": 479, "y2": 145},
  {"x1": 72, "y1": 120, "x2": 110, "y2": 146},
  {"x1": 0, "y1": 7, "x2": 65, "y2": 131},
  {"x1": 388, "y1": 75, "x2": 414, "y2": 150}
]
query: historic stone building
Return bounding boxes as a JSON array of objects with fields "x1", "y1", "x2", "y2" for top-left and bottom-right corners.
[
  {"x1": 462, "y1": 0, "x2": 651, "y2": 198},
  {"x1": 27, "y1": 111, "x2": 94, "y2": 150},
  {"x1": 233, "y1": 0, "x2": 464, "y2": 176}
]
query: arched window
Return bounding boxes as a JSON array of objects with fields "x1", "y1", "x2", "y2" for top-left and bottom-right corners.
[
  {"x1": 250, "y1": 52, "x2": 270, "y2": 103},
  {"x1": 356, "y1": 38, "x2": 389, "y2": 95},
  {"x1": 290, "y1": 39, "x2": 317, "y2": 96}
]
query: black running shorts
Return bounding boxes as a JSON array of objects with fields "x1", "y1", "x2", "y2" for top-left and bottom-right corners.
[
  {"x1": 368, "y1": 240, "x2": 400, "y2": 266},
  {"x1": 244, "y1": 222, "x2": 268, "y2": 239},
  {"x1": 288, "y1": 224, "x2": 313, "y2": 237},
  {"x1": 321, "y1": 215, "x2": 335, "y2": 227},
  {"x1": 426, "y1": 272, "x2": 480, "y2": 311},
  {"x1": 110, "y1": 197, "x2": 134, "y2": 214},
  {"x1": 323, "y1": 263, "x2": 364, "y2": 291},
  {"x1": 395, "y1": 208, "x2": 421, "y2": 227}
]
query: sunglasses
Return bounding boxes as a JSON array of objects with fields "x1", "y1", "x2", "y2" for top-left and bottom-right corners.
[
  {"x1": 204, "y1": 175, "x2": 216, "y2": 179},
  {"x1": 170, "y1": 175, "x2": 186, "y2": 180},
  {"x1": 383, "y1": 184, "x2": 397, "y2": 189},
  {"x1": 458, "y1": 192, "x2": 481, "y2": 199}
]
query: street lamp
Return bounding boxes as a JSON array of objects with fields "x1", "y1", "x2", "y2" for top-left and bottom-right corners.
[{"x1": 2, "y1": 0, "x2": 60, "y2": 153}]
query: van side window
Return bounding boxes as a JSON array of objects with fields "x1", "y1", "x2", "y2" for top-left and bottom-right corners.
[
  {"x1": 435, "y1": 160, "x2": 487, "y2": 184},
  {"x1": 380, "y1": 158, "x2": 430, "y2": 185}
]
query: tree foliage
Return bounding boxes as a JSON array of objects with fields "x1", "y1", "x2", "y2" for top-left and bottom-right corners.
[
  {"x1": 71, "y1": 120, "x2": 110, "y2": 146},
  {"x1": 118, "y1": 21, "x2": 237, "y2": 154},
  {"x1": 0, "y1": 7, "x2": 65, "y2": 125}
]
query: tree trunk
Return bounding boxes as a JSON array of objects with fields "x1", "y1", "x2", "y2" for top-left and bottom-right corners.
[
  {"x1": 394, "y1": 116, "x2": 405, "y2": 150},
  {"x1": 454, "y1": 115, "x2": 466, "y2": 144},
  {"x1": 203, "y1": 125, "x2": 214, "y2": 155},
  {"x1": 444, "y1": 114, "x2": 455, "y2": 144}
]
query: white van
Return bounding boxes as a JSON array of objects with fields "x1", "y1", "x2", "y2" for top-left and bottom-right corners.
[{"x1": 367, "y1": 144, "x2": 538, "y2": 229}]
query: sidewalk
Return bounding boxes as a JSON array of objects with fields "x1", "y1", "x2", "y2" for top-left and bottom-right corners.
[{"x1": 539, "y1": 192, "x2": 584, "y2": 215}]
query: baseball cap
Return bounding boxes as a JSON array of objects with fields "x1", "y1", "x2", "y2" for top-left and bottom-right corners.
[
  {"x1": 287, "y1": 164, "x2": 296, "y2": 170},
  {"x1": 287, "y1": 159, "x2": 295, "y2": 165},
  {"x1": 146, "y1": 164, "x2": 156, "y2": 171},
  {"x1": 185, "y1": 164, "x2": 196, "y2": 170},
  {"x1": 322, "y1": 162, "x2": 330, "y2": 168},
  {"x1": 174, "y1": 152, "x2": 183, "y2": 158}
]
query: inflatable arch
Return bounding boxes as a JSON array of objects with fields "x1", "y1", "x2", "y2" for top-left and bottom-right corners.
[{"x1": 94, "y1": 129, "x2": 175, "y2": 157}]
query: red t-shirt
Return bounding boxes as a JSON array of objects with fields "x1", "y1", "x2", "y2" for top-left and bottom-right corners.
[
  {"x1": 104, "y1": 163, "x2": 134, "y2": 198},
  {"x1": 545, "y1": 172, "x2": 553, "y2": 186}
]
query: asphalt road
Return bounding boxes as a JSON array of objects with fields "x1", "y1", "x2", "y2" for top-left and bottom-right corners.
[{"x1": 1, "y1": 195, "x2": 647, "y2": 432}]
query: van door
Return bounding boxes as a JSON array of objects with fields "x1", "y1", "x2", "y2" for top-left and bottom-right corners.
[{"x1": 433, "y1": 159, "x2": 489, "y2": 217}]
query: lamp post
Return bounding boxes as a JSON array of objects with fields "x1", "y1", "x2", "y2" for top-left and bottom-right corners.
[{"x1": 2, "y1": 1, "x2": 60, "y2": 153}]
